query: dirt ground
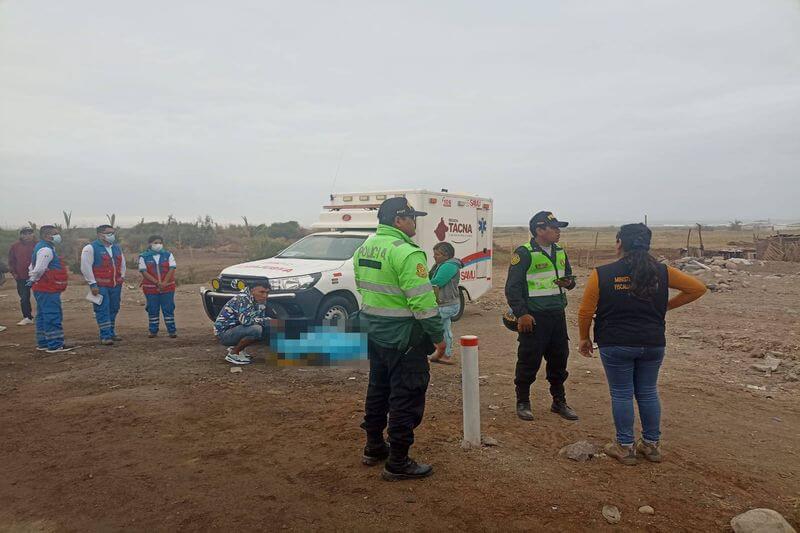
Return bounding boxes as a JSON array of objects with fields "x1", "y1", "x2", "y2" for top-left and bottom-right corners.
[{"x1": 1, "y1": 250, "x2": 799, "y2": 532}]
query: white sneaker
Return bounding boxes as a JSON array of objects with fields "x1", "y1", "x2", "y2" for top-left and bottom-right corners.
[
  {"x1": 17, "y1": 318, "x2": 34, "y2": 326},
  {"x1": 46, "y1": 346, "x2": 77, "y2": 354},
  {"x1": 225, "y1": 352, "x2": 251, "y2": 365},
  {"x1": 225, "y1": 347, "x2": 252, "y2": 364},
  {"x1": 36, "y1": 346, "x2": 48, "y2": 351}
]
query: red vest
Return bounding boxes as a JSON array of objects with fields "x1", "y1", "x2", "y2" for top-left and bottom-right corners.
[
  {"x1": 31, "y1": 242, "x2": 69, "y2": 293},
  {"x1": 140, "y1": 252, "x2": 176, "y2": 294},
  {"x1": 91, "y1": 240, "x2": 124, "y2": 287}
]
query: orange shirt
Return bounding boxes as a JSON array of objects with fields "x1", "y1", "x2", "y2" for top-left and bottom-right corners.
[{"x1": 578, "y1": 266, "x2": 707, "y2": 341}]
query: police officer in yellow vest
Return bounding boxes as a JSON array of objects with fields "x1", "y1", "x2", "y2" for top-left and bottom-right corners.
[
  {"x1": 505, "y1": 211, "x2": 579, "y2": 422},
  {"x1": 354, "y1": 197, "x2": 445, "y2": 481}
]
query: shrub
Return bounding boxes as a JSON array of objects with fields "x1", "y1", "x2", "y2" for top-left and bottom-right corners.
[
  {"x1": 265, "y1": 221, "x2": 304, "y2": 240},
  {"x1": 246, "y1": 235, "x2": 289, "y2": 261}
]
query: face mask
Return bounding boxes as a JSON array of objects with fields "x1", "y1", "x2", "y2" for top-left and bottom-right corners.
[
  {"x1": 52, "y1": 234, "x2": 62, "y2": 244},
  {"x1": 104, "y1": 233, "x2": 116, "y2": 243},
  {"x1": 150, "y1": 243, "x2": 163, "y2": 252}
]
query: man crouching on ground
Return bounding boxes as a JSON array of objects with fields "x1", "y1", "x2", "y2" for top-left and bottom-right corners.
[{"x1": 214, "y1": 281, "x2": 276, "y2": 365}]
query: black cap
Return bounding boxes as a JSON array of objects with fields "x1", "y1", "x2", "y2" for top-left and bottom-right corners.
[
  {"x1": 377, "y1": 197, "x2": 428, "y2": 225},
  {"x1": 617, "y1": 223, "x2": 651, "y2": 251},
  {"x1": 530, "y1": 211, "x2": 569, "y2": 231}
]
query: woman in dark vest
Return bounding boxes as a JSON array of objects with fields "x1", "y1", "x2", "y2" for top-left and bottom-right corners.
[
  {"x1": 428, "y1": 242, "x2": 463, "y2": 365},
  {"x1": 578, "y1": 223, "x2": 706, "y2": 465}
]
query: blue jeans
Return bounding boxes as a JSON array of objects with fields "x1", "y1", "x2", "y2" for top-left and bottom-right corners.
[
  {"x1": 145, "y1": 292, "x2": 176, "y2": 334},
  {"x1": 599, "y1": 346, "x2": 665, "y2": 446},
  {"x1": 438, "y1": 303, "x2": 460, "y2": 356},
  {"x1": 34, "y1": 291, "x2": 64, "y2": 350},
  {"x1": 217, "y1": 324, "x2": 264, "y2": 346},
  {"x1": 93, "y1": 285, "x2": 122, "y2": 340}
]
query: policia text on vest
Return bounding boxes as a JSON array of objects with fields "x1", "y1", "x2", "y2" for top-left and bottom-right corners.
[
  {"x1": 505, "y1": 230, "x2": 579, "y2": 421},
  {"x1": 353, "y1": 197, "x2": 444, "y2": 480}
]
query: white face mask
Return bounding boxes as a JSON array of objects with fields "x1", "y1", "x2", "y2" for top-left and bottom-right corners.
[
  {"x1": 103, "y1": 233, "x2": 116, "y2": 243},
  {"x1": 52, "y1": 234, "x2": 62, "y2": 244},
  {"x1": 150, "y1": 243, "x2": 163, "y2": 252}
]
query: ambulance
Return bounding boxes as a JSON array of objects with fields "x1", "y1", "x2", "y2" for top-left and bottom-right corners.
[{"x1": 200, "y1": 190, "x2": 493, "y2": 323}]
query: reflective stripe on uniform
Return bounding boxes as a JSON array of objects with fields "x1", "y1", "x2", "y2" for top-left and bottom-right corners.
[
  {"x1": 403, "y1": 282, "x2": 433, "y2": 298},
  {"x1": 528, "y1": 287, "x2": 562, "y2": 296},
  {"x1": 361, "y1": 304, "x2": 414, "y2": 317},
  {"x1": 412, "y1": 308, "x2": 439, "y2": 320},
  {"x1": 355, "y1": 280, "x2": 404, "y2": 295},
  {"x1": 526, "y1": 271, "x2": 556, "y2": 280}
]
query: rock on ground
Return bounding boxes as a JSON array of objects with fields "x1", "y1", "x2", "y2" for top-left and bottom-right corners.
[
  {"x1": 602, "y1": 505, "x2": 621, "y2": 524},
  {"x1": 751, "y1": 356, "x2": 782, "y2": 373},
  {"x1": 481, "y1": 435, "x2": 499, "y2": 447},
  {"x1": 558, "y1": 440, "x2": 598, "y2": 462},
  {"x1": 731, "y1": 509, "x2": 796, "y2": 533}
]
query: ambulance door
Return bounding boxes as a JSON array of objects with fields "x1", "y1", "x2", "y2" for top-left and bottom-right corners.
[{"x1": 475, "y1": 205, "x2": 491, "y2": 278}]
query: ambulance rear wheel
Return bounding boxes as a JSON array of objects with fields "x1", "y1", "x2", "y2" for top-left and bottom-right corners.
[
  {"x1": 450, "y1": 288, "x2": 467, "y2": 323},
  {"x1": 316, "y1": 295, "x2": 356, "y2": 324}
]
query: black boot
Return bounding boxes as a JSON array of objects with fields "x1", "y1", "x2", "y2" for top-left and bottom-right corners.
[
  {"x1": 551, "y1": 399, "x2": 579, "y2": 421},
  {"x1": 382, "y1": 458, "x2": 433, "y2": 481},
  {"x1": 516, "y1": 401, "x2": 534, "y2": 421},
  {"x1": 361, "y1": 441, "x2": 390, "y2": 466}
]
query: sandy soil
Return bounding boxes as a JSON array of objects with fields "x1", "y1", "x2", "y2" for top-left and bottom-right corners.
[{"x1": 1, "y1": 254, "x2": 798, "y2": 532}]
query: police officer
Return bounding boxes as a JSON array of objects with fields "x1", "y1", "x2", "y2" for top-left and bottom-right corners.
[
  {"x1": 354, "y1": 197, "x2": 445, "y2": 481},
  {"x1": 505, "y1": 211, "x2": 579, "y2": 422}
]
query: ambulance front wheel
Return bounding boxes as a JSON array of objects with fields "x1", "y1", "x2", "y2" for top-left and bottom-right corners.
[{"x1": 450, "y1": 288, "x2": 467, "y2": 323}]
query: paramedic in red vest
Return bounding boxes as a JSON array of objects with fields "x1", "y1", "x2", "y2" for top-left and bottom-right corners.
[
  {"x1": 138, "y1": 235, "x2": 177, "y2": 338},
  {"x1": 27, "y1": 225, "x2": 76, "y2": 353},
  {"x1": 81, "y1": 224, "x2": 126, "y2": 345}
]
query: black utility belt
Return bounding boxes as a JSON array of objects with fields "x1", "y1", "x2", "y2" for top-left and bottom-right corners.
[{"x1": 528, "y1": 308, "x2": 567, "y2": 317}]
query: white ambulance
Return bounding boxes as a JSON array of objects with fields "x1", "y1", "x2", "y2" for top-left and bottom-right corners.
[{"x1": 200, "y1": 189, "x2": 493, "y2": 322}]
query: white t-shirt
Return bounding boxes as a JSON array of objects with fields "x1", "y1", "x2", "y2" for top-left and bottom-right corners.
[
  {"x1": 28, "y1": 247, "x2": 54, "y2": 282},
  {"x1": 80, "y1": 243, "x2": 126, "y2": 285},
  {"x1": 138, "y1": 252, "x2": 177, "y2": 279}
]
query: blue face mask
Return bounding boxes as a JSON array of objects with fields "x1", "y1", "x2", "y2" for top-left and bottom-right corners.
[
  {"x1": 104, "y1": 233, "x2": 116, "y2": 243},
  {"x1": 52, "y1": 234, "x2": 62, "y2": 245}
]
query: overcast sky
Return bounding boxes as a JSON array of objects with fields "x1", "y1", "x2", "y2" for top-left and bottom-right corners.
[{"x1": 1, "y1": 0, "x2": 799, "y2": 228}]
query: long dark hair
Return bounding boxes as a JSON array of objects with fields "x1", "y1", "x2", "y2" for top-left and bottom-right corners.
[{"x1": 617, "y1": 223, "x2": 660, "y2": 300}]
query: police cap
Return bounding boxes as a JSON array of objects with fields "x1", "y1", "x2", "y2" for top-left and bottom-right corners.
[{"x1": 377, "y1": 197, "x2": 428, "y2": 225}]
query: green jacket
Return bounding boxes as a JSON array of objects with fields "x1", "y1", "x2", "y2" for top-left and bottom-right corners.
[
  {"x1": 354, "y1": 224, "x2": 444, "y2": 349},
  {"x1": 505, "y1": 240, "x2": 574, "y2": 315}
]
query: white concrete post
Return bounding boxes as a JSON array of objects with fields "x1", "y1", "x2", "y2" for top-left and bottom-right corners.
[{"x1": 460, "y1": 335, "x2": 481, "y2": 448}]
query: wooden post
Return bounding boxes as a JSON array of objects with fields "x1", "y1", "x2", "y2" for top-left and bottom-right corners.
[
  {"x1": 686, "y1": 228, "x2": 692, "y2": 256},
  {"x1": 696, "y1": 223, "x2": 704, "y2": 257},
  {"x1": 592, "y1": 231, "x2": 599, "y2": 267}
]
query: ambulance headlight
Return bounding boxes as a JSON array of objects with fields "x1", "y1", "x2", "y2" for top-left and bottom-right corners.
[{"x1": 270, "y1": 274, "x2": 320, "y2": 292}]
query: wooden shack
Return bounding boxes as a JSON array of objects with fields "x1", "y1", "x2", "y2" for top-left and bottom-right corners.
[{"x1": 756, "y1": 234, "x2": 800, "y2": 262}]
